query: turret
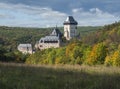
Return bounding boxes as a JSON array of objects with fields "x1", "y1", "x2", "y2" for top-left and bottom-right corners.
[{"x1": 63, "y1": 16, "x2": 78, "y2": 40}]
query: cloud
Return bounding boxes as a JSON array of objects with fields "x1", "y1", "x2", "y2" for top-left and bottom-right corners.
[
  {"x1": 0, "y1": 14, "x2": 5, "y2": 18},
  {"x1": 0, "y1": 2, "x2": 67, "y2": 27},
  {"x1": 0, "y1": 2, "x2": 120, "y2": 27},
  {"x1": 0, "y1": 3, "x2": 66, "y2": 16},
  {"x1": 72, "y1": 8, "x2": 120, "y2": 26},
  {"x1": 0, "y1": 13, "x2": 15, "y2": 19}
]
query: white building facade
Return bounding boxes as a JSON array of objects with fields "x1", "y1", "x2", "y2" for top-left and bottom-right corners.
[
  {"x1": 64, "y1": 16, "x2": 78, "y2": 40},
  {"x1": 36, "y1": 36, "x2": 60, "y2": 50},
  {"x1": 35, "y1": 28, "x2": 62, "y2": 50},
  {"x1": 18, "y1": 44, "x2": 33, "y2": 54}
]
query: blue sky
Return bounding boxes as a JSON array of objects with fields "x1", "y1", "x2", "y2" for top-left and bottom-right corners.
[{"x1": 0, "y1": 0, "x2": 120, "y2": 27}]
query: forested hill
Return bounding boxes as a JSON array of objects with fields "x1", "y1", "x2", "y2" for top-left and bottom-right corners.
[
  {"x1": 26, "y1": 22, "x2": 120, "y2": 66},
  {"x1": 0, "y1": 26, "x2": 51, "y2": 50},
  {"x1": 1, "y1": 22, "x2": 120, "y2": 66},
  {"x1": 0, "y1": 26, "x2": 101, "y2": 50},
  {"x1": 82, "y1": 22, "x2": 120, "y2": 46}
]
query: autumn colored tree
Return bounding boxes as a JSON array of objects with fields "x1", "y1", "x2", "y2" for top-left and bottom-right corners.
[
  {"x1": 47, "y1": 49, "x2": 56, "y2": 64},
  {"x1": 112, "y1": 50, "x2": 120, "y2": 66},
  {"x1": 86, "y1": 43, "x2": 107, "y2": 65},
  {"x1": 105, "y1": 50, "x2": 120, "y2": 67},
  {"x1": 104, "y1": 55, "x2": 113, "y2": 66}
]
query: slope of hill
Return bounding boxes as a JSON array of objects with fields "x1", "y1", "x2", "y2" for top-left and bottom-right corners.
[
  {"x1": 26, "y1": 22, "x2": 120, "y2": 66},
  {"x1": 0, "y1": 26, "x2": 52, "y2": 50},
  {"x1": 82, "y1": 22, "x2": 120, "y2": 46},
  {"x1": 1, "y1": 22, "x2": 120, "y2": 66}
]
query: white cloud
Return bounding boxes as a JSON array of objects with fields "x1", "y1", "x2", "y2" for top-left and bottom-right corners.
[
  {"x1": 72, "y1": 8, "x2": 83, "y2": 13},
  {"x1": 0, "y1": 14, "x2": 5, "y2": 18},
  {"x1": 72, "y1": 8, "x2": 120, "y2": 26},
  {"x1": 0, "y1": 2, "x2": 67, "y2": 16},
  {"x1": 0, "y1": 13, "x2": 15, "y2": 19},
  {"x1": 0, "y1": 2, "x2": 119, "y2": 27},
  {"x1": 0, "y1": 2, "x2": 67, "y2": 27}
]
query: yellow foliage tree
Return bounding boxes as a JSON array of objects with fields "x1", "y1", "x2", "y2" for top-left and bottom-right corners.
[
  {"x1": 86, "y1": 43, "x2": 107, "y2": 65},
  {"x1": 112, "y1": 50, "x2": 120, "y2": 66},
  {"x1": 66, "y1": 43, "x2": 76, "y2": 57},
  {"x1": 105, "y1": 49, "x2": 120, "y2": 66},
  {"x1": 104, "y1": 55, "x2": 113, "y2": 66}
]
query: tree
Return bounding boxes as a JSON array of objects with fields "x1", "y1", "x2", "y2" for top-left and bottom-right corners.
[
  {"x1": 86, "y1": 43, "x2": 107, "y2": 65},
  {"x1": 47, "y1": 49, "x2": 56, "y2": 64},
  {"x1": 0, "y1": 46, "x2": 6, "y2": 61},
  {"x1": 112, "y1": 50, "x2": 120, "y2": 66},
  {"x1": 104, "y1": 55, "x2": 113, "y2": 66}
]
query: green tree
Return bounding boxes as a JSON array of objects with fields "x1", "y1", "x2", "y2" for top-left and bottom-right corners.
[
  {"x1": 0, "y1": 46, "x2": 6, "y2": 61},
  {"x1": 47, "y1": 49, "x2": 56, "y2": 64}
]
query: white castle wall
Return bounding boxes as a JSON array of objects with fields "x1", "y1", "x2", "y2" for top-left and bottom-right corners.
[{"x1": 64, "y1": 24, "x2": 77, "y2": 40}]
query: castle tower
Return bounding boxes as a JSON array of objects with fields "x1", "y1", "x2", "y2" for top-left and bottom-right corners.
[{"x1": 63, "y1": 16, "x2": 78, "y2": 40}]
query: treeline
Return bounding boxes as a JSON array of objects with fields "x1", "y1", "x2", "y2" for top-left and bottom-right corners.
[
  {"x1": 0, "y1": 26, "x2": 51, "y2": 62},
  {"x1": 1, "y1": 22, "x2": 120, "y2": 66},
  {"x1": 26, "y1": 40, "x2": 120, "y2": 66},
  {"x1": 26, "y1": 22, "x2": 120, "y2": 66},
  {"x1": 26, "y1": 41, "x2": 106, "y2": 65},
  {"x1": 0, "y1": 26, "x2": 100, "y2": 50},
  {"x1": 0, "y1": 26, "x2": 100, "y2": 63},
  {"x1": 0, "y1": 26, "x2": 52, "y2": 50},
  {"x1": 0, "y1": 45, "x2": 29, "y2": 62}
]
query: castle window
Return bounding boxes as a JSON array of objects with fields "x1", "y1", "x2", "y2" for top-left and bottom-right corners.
[
  {"x1": 44, "y1": 41, "x2": 50, "y2": 43},
  {"x1": 40, "y1": 45, "x2": 43, "y2": 47},
  {"x1": 54, "y1": 41, "x2": 58, "y2": 43},
  {"x1": 48, "y1": 41, "x2": 58, "y2": 43},
  {"x1": 41, "y1": 40, "x2": 43, "y2": 43}
]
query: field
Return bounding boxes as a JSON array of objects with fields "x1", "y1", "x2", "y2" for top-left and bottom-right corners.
[{"x1": 0, "y1": 63, "x2": 120, "y2": 89}]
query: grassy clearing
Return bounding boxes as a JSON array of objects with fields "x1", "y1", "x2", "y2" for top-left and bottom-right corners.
[{"x1": 0, "y1": 63, "x2": 120, "y2": 89}]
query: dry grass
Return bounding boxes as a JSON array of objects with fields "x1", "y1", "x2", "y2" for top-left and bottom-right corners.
[{"x1": 0, "y1": 62, "x2": 120, "y2": 89}]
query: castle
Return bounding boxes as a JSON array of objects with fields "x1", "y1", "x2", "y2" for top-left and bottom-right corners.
[
  {"x1": 18, "y1": 16, "x2": 78, "y2": 53},
  {"x1": 35, "y1": 27, "x2": 62, "y2": 50},
  {"x1": 35, "y1": 16, "x2": 78, "y2": 50}
]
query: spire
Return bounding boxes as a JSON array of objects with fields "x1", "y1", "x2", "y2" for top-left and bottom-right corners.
[{"x1": 50, "y1": 26, "x2": 62, "y2": 38}]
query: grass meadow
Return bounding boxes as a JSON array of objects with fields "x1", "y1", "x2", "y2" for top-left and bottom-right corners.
[{"x1": 0, "y1": 63, "x2": 120, "y2": 89}]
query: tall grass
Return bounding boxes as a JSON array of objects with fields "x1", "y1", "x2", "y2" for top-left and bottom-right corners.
[{"x1": 0, "y1": 63, "x2": 120, "y2": 89}]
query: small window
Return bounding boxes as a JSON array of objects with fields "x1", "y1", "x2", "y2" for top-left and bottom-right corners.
[
  {"x1": 41, "y1": 40, "x2": 43, "y2": 43},
  {"x1": 40, "y1": 45, "x2": 43, "y2": 47}
]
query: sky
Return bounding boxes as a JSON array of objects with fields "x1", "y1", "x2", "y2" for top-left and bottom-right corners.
[{"x1": 0, "y1": 0, "x2": 120, "y2": 27}]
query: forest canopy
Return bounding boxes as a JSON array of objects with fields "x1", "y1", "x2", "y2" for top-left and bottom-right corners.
[{"x1": 1, "y1": 22, "x2": 120, "y2": 66}]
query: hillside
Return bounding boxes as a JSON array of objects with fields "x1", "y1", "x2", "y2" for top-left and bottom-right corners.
[
  {"x1": 26, "y1": 22, "x2": 120, "y2": 66},
  {"x1": 81, "y1": 22, "x2": 120, "y2": 54},
  {"x1": 0, "y1": 26, "x2": 101, "y2": 50},
  {"x1": 1, "y1": 22, "x2": 120, "y2": 66},
  {"x1": 0, "y1": 26, "x2": 52, "y2": 50}
]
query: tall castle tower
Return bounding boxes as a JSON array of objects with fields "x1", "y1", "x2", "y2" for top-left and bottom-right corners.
[{"x1": 63, "y1": 16, "x2": 78, "y2": 40}]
